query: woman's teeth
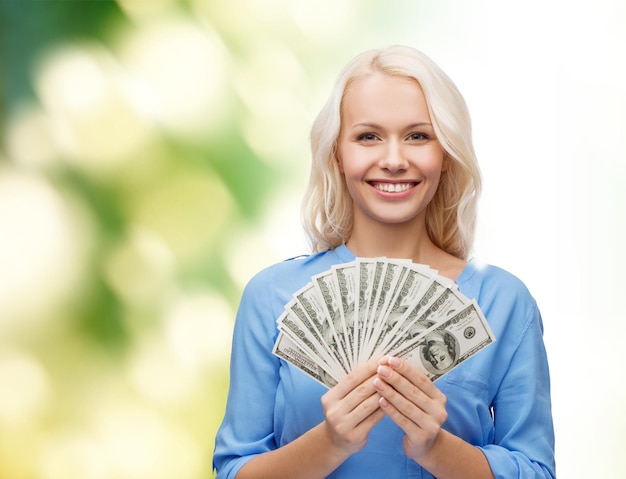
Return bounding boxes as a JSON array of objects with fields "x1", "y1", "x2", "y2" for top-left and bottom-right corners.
[{"x1": 373, "y1": 183, "x2": 413, "y2": 193}]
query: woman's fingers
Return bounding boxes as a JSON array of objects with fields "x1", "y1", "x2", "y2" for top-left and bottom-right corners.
[
  {"x1": 323, "y1": 356, "x2": 383, "y2": 406},
  {"x1": 323, "y1": 356, "x2": 382, "y2": 427},
  {"x1": 372, "y1": 356, "x2": 448, "y2": 457},
  {"x1": 320, "y1": 356, "x2": 386, "y2": 453},
  {"x1": 376, "y1": 356, "x2": 446, "y2": 411}
]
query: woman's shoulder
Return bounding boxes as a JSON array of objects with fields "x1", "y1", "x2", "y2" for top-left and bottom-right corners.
[
  {"x1": 457, "y1": 259, "x2": 543, "y2": 343},
  {"x1": 458, "y1": 259, "x2": 536, "y2": 307},
  {"x1": 244, "y1": 245, "x2": 353, "y2": 296}
]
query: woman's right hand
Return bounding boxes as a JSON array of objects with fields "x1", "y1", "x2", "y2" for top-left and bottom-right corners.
[{"x1": 320, "y1": 356, "x2": 386, "y2": 455}]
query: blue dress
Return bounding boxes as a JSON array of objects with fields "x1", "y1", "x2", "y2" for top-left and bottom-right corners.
[{"x1": 213, "y1": 244, "x2": 556, "y2": 478}]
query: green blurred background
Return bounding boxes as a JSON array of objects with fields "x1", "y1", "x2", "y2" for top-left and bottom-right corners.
[
  {"x1": 0, "y1": 1, "x2": 432, "y2": 477},
  {"x1": 1, "y1": 1, "x2": 624, "y2": 478}
]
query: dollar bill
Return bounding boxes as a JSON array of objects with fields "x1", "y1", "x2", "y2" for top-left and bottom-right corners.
[
  {"x1": 393, "y1": 301, "x2": 496, "y2": 381},
  {"x1": 362, "y1": 260, "x2": 406, "y2": 357},
  {"x1": 312, "y1": 269, "x2": 352, "y2": 369},
  {"x1": 332, "y1": 261, "x2": 357, "y2": 368},
  {"x1": 276, "y1": 306, "x2": 343, "y2": 378},
  {"x1": 354, "y1": 258, "x2": 381, "y2": 364},
  {"x1": 272, "y1": 331, "x2": 339, "y2": 388},
  {"x1": 367, "y1": 263, "x2": 434, "y2": 357},
  {"x1": 293, "y1": 282, "x2": 350, "y2": 374},
  {"x1": 377, "y1": 280, "x2": 469, "y2": 357}
]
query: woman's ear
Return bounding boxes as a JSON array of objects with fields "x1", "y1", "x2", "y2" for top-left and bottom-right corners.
[
  {"x1": 334, "y1": 143, "x2": 344, "y2": 173},
  {"x1": 441, "y1": 152, "x2": 449, "y2": 172}
]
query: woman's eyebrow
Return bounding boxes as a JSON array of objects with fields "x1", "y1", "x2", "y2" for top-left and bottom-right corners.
[
  {"x1": 350, "y1": 121, "x2": 433, "y2": 129},
  {"x1": 405, "y1": 122, "x2": 434, "y2": 128},
  {"x1": 350, "y1": 122, "x2": 382, "y2": 129}
]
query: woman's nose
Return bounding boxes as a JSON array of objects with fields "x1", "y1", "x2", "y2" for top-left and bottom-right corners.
[{"x1": 378, "y1": 142, "x2": 408, "y2": 171}]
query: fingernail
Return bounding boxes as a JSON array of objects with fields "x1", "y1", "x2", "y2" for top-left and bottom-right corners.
[
  {"x1": 373, "y1": 377, "x2": 386, "y2": 391},
  {"x1": 388, "y1": 356, "x2": 400, "y2": 368},
  {"x1": 377, "y1": 355, "x2": 390, "y2": 365},
  {"x1": 377, "y1": 365, "x2": 391, "y2": 378}
]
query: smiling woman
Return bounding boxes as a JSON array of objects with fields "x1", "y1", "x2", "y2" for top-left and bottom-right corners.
[
  {"x1": 303, "y1": 46, "x2": 481, "y2": 261},
  {"x1": 213, "y1": 45, "x2": 555, "y2": 479}
]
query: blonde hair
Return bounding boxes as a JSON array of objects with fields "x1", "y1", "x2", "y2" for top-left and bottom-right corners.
[{"x1": 301, "y1": 45, "x2": 481, "y2": 259}]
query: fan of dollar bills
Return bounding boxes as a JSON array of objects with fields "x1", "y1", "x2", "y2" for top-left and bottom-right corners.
[{"x1": 272, "y1": 258, "x2": 496, "y2": 388}]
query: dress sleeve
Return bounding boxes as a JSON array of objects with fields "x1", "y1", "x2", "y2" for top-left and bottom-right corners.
[
  {"x1": 212, "y1": 267, "x2": 282, "y2": 479},
  {"x1": 479, "y1": 303, "x2": 556, "y2": 478}
]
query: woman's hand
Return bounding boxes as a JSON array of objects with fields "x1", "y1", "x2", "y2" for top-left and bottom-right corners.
[
  {"x1": 320, "y1": 356, "x2": 386, "y2": 455},
  {"x1": 373, "y1": 355, "x2": 448, "y2": 462}
]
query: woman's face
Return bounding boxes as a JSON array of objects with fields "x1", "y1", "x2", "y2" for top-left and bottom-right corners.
[{"x1": 337, "y1": 73, "x2": 445, "y2": 232}]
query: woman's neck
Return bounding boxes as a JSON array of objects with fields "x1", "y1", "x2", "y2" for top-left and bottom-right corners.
[
  {"x1": 345, "y1": 222, "x2": 467, "y2": 281},
  {"x1": 346, "y1": 221, "x2": 436, "y2": 263}
]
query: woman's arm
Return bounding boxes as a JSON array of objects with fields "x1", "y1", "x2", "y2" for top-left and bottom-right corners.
[{"x1": 478, "y1": 305, "x2": 555, "y2": 477}]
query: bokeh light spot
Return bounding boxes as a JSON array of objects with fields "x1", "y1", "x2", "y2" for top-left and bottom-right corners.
[
  {"x1": 130, "y1": 171, "x2": 235, "y2": 262},
  {"x1": 127, "y1": 336, "x2": 195, "y2": 404},
  {"x1": 104, "y1": 227, "x2": 175, "y2": 308},
  {"x1": 34, "y1": 42, "x2": 153, "y2": 172},
  {"x1": 286, "y1": 0, "x2": 357, "y2": 43},
  {"x1": 165, "y1": 291, "x2": 233, "y2": 369},
  {"x1": 38, "y1": 433, "x2": 109, "y2": 479},
  {"x1": 6, "y1": 103, "x2": 58, "y2": 169},
  {"x1": 0, "y1": 351, "x2": 50, "y2": 425},
  {"x1": 95, "y1": 407, "x2": 201, "y2": 479},
  {"x1": 119, "y1": 16, "x2": 227, "y2": 138},
  {"x1": 0, "y1": 171, "x2": 91, "y2": 334}
]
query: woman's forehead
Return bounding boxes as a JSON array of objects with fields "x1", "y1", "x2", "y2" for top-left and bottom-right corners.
[{"x1": 340, "y1": 74, "x2": 430, "y2": 126}]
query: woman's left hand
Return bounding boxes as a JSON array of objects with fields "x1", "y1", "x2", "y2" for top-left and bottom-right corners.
[{"x1": 372, "y1": 356, "x2": 448, "y2": 463}]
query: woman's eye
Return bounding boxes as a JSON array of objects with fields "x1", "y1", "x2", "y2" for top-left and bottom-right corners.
[
  {"x1": 357, "y1": 133, "x2": 378, "y2": 142},
  {"x1": 408, "y1": 132, "x2": 428, "y2": 141}
]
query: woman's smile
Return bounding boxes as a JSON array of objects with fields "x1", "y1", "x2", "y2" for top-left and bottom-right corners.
[{"x1": 368, "y1": 181, "x2": 418, "y2": 194}]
